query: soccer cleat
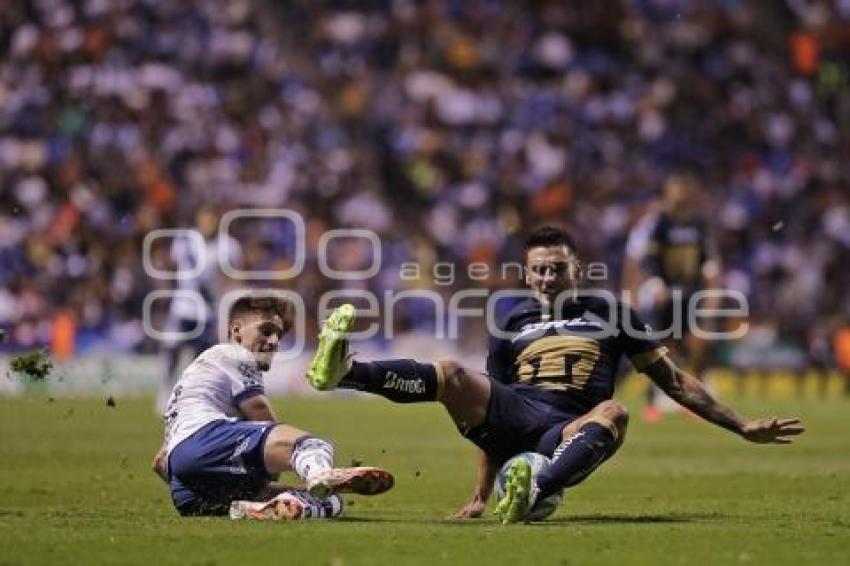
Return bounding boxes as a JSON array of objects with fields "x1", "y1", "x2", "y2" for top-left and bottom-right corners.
[
  {"x1": 307, "y1": 304, "x2": 356, "y2": 391},
  {"x1": 307, "y1": 466, "x2": 395, "y2": 498},
  {"x1": 495, "y1": 456, "x2": 539, "y2": 524},
  {"x1": 229, "y1": 490, "x2": 344, "y2": 521}
]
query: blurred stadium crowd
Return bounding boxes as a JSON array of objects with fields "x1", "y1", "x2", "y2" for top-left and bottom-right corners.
[{"x1": 1, "y1": 0, "x2": 850, "y2": 376}]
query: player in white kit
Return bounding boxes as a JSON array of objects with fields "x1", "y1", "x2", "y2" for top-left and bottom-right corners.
[{"x1": 152, "y1": 295, "x2": 394, "y2": 519}]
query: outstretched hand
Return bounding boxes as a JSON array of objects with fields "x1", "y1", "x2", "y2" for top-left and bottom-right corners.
[
  {"x1": 151, "y1": 449, "x2": 168, "y2": 482},
  {"x1": 741, "y1": 417, "x2": 805, "y2": 444},
  {"x1": 452, "y1": 498, "x2": 486, "y2": 519}
]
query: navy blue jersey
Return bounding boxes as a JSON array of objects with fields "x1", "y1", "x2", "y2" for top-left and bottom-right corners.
[
  {"x1": 643, "y1": 213, "x2": 714, "y2": 290},
  {"x1": 486, "y1": 296, "x2": 666, "y2": 415}
]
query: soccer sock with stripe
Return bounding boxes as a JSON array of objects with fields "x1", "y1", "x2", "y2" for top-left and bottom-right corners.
[
  {"x1": 339, "y1": 360, "x2": 442, "y2": 403},
  {"x1": 290, "y1": 436, "x2": 334, "y2": 481},
  {"x1": 535, "y1": 422, "x2": 617, "y2": 498}
]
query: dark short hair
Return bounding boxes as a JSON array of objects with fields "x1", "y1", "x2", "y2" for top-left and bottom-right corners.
[
  {"x1": 523, "y1": 226, "x2": 578, "y2": 255},
  {"x1": 228, "y1": 295, "x2": 294, "y2": 332}
]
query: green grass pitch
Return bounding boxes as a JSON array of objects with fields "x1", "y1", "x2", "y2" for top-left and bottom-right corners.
[{"x1": 1, "y1": 394, "x2": 848, "y2": 565}]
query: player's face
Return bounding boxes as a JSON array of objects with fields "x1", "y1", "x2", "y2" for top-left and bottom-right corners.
[
  {"x1": 231, "y1": 313, "x2": 286, "y2": 371},
  {"x1": 525, "y1": 245, "x2": 580, "y2": 306},
  {"x1": 663, "y1": 178, "x2": 697, "y2": 217}
]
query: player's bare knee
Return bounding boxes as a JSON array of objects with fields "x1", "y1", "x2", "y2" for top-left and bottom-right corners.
[
  {"x1": 596, "y1": 400, "x2": 629, "y2": 428},
  {"x1": 436, "y1": 360, "x2": 467, "y2": 395},
  {"x1": 263, "y1": 425, "x2": 303, "y2": 468},
  {"x1": 434, "y1": 360, "x2": 490, "y2": 428},
  {"x1": 265, "y1": 434, "x2": 291, "y2": 453},
  {"x1": 263, "y1": 442, "x2": 292, "y2": 473}
]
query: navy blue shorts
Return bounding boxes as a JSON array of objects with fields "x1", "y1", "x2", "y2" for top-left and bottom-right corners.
[
  {"x1": 168, "y1": 419, "x2": 276, "y2": 516},
  {"x1": 462, "y1": 379, "x2": 579, "y2": 465}
]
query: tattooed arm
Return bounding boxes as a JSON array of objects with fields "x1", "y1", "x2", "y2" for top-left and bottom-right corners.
[{"x1": 642, "y1": 355, "x2": 805, "y2": 444}]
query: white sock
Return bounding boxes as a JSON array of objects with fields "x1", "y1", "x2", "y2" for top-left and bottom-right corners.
[{"x1": 290, "y1": 436, "x2": 334, "y2": 481}]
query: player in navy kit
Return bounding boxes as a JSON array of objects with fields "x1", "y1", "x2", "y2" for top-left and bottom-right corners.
[
  {"x1": 640, "y1": 175, "x2": 722, "y2": 420},
  {"x1": 308, "y1": 227, "x2": 804, "y2": 523}
]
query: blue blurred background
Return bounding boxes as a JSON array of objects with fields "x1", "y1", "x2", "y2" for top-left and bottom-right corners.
[{"x1": 1, "y1": 0, "x2": 849, "y2": 396}]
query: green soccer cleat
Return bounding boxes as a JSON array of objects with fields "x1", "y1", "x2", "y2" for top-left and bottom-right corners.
[
  {"x1": 495, "y1": 456, "x2": 538, "y2": 524},
  {"x1": 307, "y1": 304, "x2": 356, "y2": 390}
]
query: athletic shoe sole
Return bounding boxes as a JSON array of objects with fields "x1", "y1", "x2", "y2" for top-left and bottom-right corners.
[
  {"x1": 230, "y1": 496, "x2": 304, "y2": 521},
  {"x1": 496, "y1": 457, "x2": 532, "y2": 524},
  {"x1": 230, "y1": 492, "x2": 344, "y2": 521},
  {"x1": 307, "y1": 466, "x2": 394, "y2": 498},
  {"x1": 307, "y1": 304, "x2": 356, "y2": 390}
]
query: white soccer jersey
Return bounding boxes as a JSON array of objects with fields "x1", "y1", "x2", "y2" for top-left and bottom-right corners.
[{"x1": 162, "y1": 344, "x2": 265, "y2": 454}]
